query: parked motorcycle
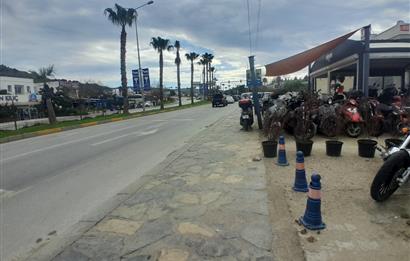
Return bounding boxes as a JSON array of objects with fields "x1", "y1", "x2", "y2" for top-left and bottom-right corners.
[
  {"x1": 361, "y1": 97, "x2": 384, "y2": 137},
  {"x1": 339, "y1": 98, "x2": 363, "y2": 137},
  {"x1": 371, "y1": 130, "x2": 410, "y2": 201},
  {"x1": 239, "y1": 98, "x2": 254, "y2": 131},
  {"x1": 314, "y1": 97, "x2": 339, "y2": 137}
]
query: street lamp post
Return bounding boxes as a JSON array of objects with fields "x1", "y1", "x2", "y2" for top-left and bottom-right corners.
[{"x1": 134, "y1": 1, "x2": 153, "y2": 112}]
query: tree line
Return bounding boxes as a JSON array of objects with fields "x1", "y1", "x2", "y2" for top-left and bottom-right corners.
[{"x1": 105, "y1": 3, "x2": 216, "y2": 114}]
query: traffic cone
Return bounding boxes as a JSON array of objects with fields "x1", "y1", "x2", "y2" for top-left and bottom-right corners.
[
  {"x1": 293, "y1": 151, "x2": 308, "y2": 192},
  {"x1": 276, "y1": 136, "x2": 289, "y2": 166},
  {"x1": 299, "y1": 172, "x2": 326, "y2": 230}
]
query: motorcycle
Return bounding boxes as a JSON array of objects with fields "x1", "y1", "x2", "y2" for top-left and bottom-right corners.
[
  {"x1": 239, "y1": 98, "x2": 254, "y2": 131},
  {"x1": 339, "y1": 98, "x2": 363, "y2": 137},
  {"x1": 362, "y1": 97, "x2": 384, "y2": 137},
  {"x1": 371, "y1": 130, "x2": 410, "y2": 201},
  {"x1": 378, "y1": 95, "x2": 410, "y2": 135},
  {"x1": 314, "y1": 97, "x2": 339, "y2": 137}
]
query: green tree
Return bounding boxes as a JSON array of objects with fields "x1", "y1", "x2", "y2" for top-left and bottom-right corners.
[
  {"x1": 185, "y1": 52, "x2": 199, "y2": 104},
  {"x1": 150, "y1": 36, "x2": 173, "y2": 110},
  {"x1": 174, "y1": 40, "x2": 182, "y2": 106},
  {"x1": 31, "y1": 65, "x2": 57, "y2": 124},
  {"x1": 104, "y1": 4, "x2": 136, "y2": 114}
]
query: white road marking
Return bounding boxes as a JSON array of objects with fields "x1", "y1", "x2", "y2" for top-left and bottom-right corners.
[
  {"x1": 91, "y1": 131, "x2": 141, "y2": 146},
  {"x1": 61, "y1": 131, "x2": 79, "y2": 137},
  {"x1": 2, "y1": 125, "x2": 137, "y2": 162},
  {"x1": 91, "y1": 128, "x2": 158, "y2": 146},
  {"x1": 139, "y1": 129, "x2": 158, "y2": 136}
]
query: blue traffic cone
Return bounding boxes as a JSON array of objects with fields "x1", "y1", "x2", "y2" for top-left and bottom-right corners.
[
  {"x1": 276, "y1": 136, "x2": 289, "y2": 166},
  {"x1": 293, "y1": 151, "x2": 308, "y2": 192},
  {"x1": 299, "y1": 172, "x2": 326, "y2": 230}
]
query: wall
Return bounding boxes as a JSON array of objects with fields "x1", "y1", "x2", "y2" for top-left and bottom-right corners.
[{"x1": 0, "y1": 76, "x2": 39, "y2": 95}]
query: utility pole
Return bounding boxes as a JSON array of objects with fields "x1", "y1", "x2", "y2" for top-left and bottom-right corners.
[
  {"x1": 248, "y1": 55, "x2": 263, "y2": 129},
  {"x1": 362, "y1": 25, "x2": 371, "y2": 97}
]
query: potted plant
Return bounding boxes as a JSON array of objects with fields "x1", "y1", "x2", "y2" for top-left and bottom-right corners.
[
  {"x1": 323, "y1": 101, "x2": 344, "y2": 157},
  {"x1": 357, "y1": 97, "x2": 378, "y2": 158},
  {"x1": 262, "y1": 100, "x2": 286, "y2": 158},
  {"x1": 294, "y1": 91, "x2": 318, "y2": 156}
]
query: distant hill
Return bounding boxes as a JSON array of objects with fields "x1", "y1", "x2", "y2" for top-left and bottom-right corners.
[
  {"x1": 79, "y1": 82, "x2": 112, "y2": 98},
  {"x1": 0, "y1": 64, "x2": 34, "y2": 79}
]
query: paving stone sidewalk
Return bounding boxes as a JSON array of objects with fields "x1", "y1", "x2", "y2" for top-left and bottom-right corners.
[{"x1": 52, "y1": 110, "x2": 273, "y2": 261}]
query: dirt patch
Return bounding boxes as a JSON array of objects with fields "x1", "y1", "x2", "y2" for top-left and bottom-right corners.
[{"x1": 263, "y1": 134, "x2": 410, "y2": 261}]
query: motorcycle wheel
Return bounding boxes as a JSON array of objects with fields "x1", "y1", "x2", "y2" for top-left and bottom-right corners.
[
  {"x1": 368, "y1": 117, "x2": 384, "y2": 137},
  {"x1": 370, "y1": 150, "x2": 409, "y2": 201},
  {"x1": 320, "y1": 117, "x2": 337, "y2": 137},
  {"x1": 244, "y1": 122, "x2": 250, "y2": 131},
  {"x1": 294, "y1": 122, "x2": 316, "y2": 140},
  {"x1": 345, "y1": 122, "x2": 362, "y2": 138}
]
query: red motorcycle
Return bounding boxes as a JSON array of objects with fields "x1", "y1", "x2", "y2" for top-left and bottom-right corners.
[{"x1": 340, "y1": 98, "x2": 363, "y2": 137}]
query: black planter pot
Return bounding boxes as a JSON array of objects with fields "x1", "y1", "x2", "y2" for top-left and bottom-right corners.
[
  {"x1": 384, "y1": 138, "x2": 403, "y2": 149},
  {"x1": 262, "y1": 140, "x2": 278, "y2": 158},
  {"x1": 326, "y1": 140, "x2": 343, "y2": 157},
  {"x1": 357, "y1": 139, "x2": 378, "y2": 158},
  {"x1": 296, "y1": 140, "x2": 314, "y2": 156}
]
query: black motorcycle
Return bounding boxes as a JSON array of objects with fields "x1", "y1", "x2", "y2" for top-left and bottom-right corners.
[{"x1": 239, "y1": 99, "x2": 254, "y2": 131}]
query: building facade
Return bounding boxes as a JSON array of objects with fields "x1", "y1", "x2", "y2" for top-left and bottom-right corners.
[{"x1": 311, "y1": 21, "x2": 410, "y2": 95}]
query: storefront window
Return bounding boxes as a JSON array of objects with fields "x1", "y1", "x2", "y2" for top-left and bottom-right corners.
[
  {"x1": 14, "y1": 85, "x2": 24, "y2": 94},
  {"x1": 384, "y1": 76, "x2": 401, "y2": 88},
  {"x1": 27, "y1": 86, "x2": 31, "y2": 93},
  {"x1": 8, "y1": 85, "x2": 12, "y2": 93}
]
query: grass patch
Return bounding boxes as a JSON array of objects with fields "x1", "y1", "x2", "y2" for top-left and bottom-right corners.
[{"x1": 0, "y1": 101, "x2": 209, "y2": 139}]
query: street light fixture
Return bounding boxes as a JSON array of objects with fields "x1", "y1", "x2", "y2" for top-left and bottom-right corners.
[{"x1": 134, "y1": 1, "x2": 154, "y2": 112}]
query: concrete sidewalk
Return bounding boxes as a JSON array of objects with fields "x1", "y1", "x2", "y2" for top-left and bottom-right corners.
[{"x1": 40, "y1": 110, "x2": 274, "y2": 261}]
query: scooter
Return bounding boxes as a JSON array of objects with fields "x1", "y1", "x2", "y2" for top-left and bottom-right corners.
[
  {"x1": 239, "y1": 98, "x2": 254, "y2": 131},
  {"x1": 339, "y1": 98, "x2": 363, "y2": 137},
  {"x1": 372, "y1": 129, "x2": 410, "y2": 201}
]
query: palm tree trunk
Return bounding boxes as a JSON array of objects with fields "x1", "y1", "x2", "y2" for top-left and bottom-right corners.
[
  {"x1": 190, "y1": 61, "x2": 194, "y2": 104},
  {"x1": 202, "y1": 66, "x2": 205, "y2": 100},
  {"x1": 159, "y1": 50, "x2": 164, "y2": 110},
  {"x1": 120, "y1": 26, "x2": 129, "y2": 114},
  {"x1": 46, "y1": 98, "x2": 57, "y2": 124},
  {"x1": 205, "y1": 63, "x2": 209, "y2": 99},
  {"x1": 177, "y1": 63, "x2": 182, "y2": 106}
]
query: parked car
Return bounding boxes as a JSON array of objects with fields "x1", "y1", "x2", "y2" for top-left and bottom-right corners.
[
  {"x1": 226, "y1": 95, "x2": 235, "y2": 104},
  {"x1": 232, "y1": 95, "x2": 240, "y2": 101},
  {"x1": 145, "y1": 101, "x2": 153, "y2": 107},
  {"x1": 212, "y1": 93, "x2": 227, "y2": 107}
]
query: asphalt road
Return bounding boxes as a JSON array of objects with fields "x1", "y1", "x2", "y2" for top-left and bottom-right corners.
[{"x1": 0, "y1": 103, "x2": 236, "y2": 261}]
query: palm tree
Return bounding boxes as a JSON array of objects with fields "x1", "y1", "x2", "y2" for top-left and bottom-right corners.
[
  {"x1": 205, "y1": 53, "x2": 214, "y2": 92},
  {"x1": 104, "y1": 4, "x2": 136, "y2": 114},
  {"x1": 198, "y1": 57, "x2": 207, "y2": 99},
  {"x1": 210, "y1": 66, "x2": 215, "y2": 92},
  {"x1": 174, "y1": 40, "x2": 182, "y2": 106},
  {"x1": 31, "y1": 65, "x2": 57, "y2": 124},
  {"x1": 150, "y1": 36, "x2": 173, "y2": 110},
  {"x1": 201, "y1": 53, "x2": 214, "y2": 98},
  {"x1": 185, "y1": 52, "x2": 199, "y2": 104}
]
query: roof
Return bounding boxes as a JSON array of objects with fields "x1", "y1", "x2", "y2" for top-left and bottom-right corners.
[
  {"x1": 264, "y1": 29, "x2": 359, "y2": 76},
  {"x1": 310, "y1": 40, "x2": 364, "y2": 72},
  {"x1": 0, "y1": 65, "x2": 34, "y2": 79}
]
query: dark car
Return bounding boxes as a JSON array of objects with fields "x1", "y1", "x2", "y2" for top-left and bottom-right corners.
[{"x1": 212, "y1": 93, "x2": 227, "y2": 107}]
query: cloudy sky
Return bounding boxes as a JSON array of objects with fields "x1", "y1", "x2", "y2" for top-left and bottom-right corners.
[{"x1": 1, "y1": 0, "x2": 409, "y2": 88}]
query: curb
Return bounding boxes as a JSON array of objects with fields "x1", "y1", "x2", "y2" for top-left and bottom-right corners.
[{"x1": 0, "y1": 103, "x2": 208, "y2": 144}]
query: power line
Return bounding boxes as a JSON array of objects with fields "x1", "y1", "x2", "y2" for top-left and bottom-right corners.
[
  {"x1": 255, "y1": 0, "x2": 262, "y2": 51},
  {"x1": 246, "y1": 0, "x2": 252, "y2": 55}
]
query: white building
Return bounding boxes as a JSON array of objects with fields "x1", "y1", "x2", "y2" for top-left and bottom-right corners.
[{"x1": 0, "y1": 65, "x2": 42, "y2": 106}]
